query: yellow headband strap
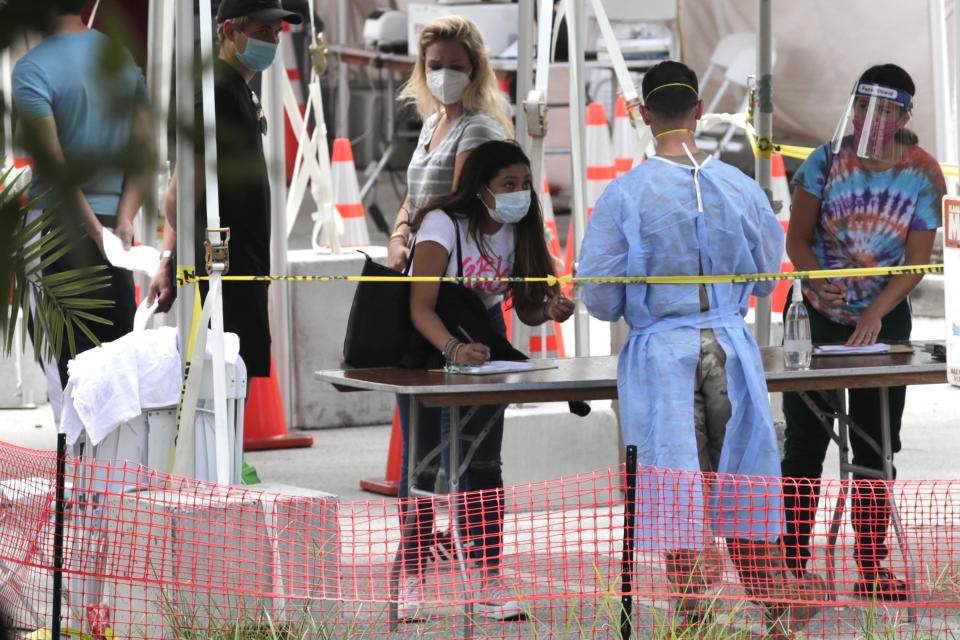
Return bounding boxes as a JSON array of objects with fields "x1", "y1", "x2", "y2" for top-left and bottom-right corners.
[
  {"x1": 655, "y1": 128, "x2": 696, "y2": 139},
  {"x1": 643, "y1": 82, "x2": 699, "y2": 104}
]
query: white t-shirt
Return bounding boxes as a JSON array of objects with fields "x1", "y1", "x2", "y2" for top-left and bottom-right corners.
[{"x1": 413, "y1": 209, "x2": 516, "y2": 309}]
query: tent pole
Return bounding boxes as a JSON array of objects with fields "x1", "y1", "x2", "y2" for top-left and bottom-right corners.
[
  {"x1": 568, "y1": 0, "x2": 590, "y2": 356},
  {"x1": 754, "y1": 0, "x2": 773, "y2": 347},
  {"x1": 175, "y1": 0, "x2": 196, "y2": 371},
  {"x1": 516, "y1": 0, "x2": 534, "y2": 148},
  {"x1": 929, "y1": 0, "x2": 957, "y2": 175}
]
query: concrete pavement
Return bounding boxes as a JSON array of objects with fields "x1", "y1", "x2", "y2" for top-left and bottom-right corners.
[{"x1": 0, "y1": 318, "x2": 956, "y2": 505}]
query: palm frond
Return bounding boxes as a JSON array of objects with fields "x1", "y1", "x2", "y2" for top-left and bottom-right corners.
[{"x1": 1, "y1": 161, "x2": 115, "y2": 363}]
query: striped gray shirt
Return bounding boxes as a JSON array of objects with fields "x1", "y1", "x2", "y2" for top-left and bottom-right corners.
[{"x1": 406, "y1": 111, "x2": 505, "y2": 212}]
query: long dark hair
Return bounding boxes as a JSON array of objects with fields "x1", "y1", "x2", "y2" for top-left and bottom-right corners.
[
  {"x1": 859, "y1": 63, "x2": 918, "y2": 146},
  {"x1": 410, "y1": 140, "x2": 556, "y2": 309}
]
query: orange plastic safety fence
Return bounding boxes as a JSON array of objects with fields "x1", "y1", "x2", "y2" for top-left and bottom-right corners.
[{"x1": 2, "y1": 441, "x2": 960, "y2": 639}]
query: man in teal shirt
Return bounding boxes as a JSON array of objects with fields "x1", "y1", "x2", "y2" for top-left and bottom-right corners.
[{"x1": 13, "y1": 0, "x2": 155, "y2": 393}]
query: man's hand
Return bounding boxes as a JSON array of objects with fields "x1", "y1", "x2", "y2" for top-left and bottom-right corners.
[
  {"x1": 113, "y1": 217, "x2": 135, "y2": 249},
  {"x1": 147, "y1": 257, "x2": 176, "y2": 312}
]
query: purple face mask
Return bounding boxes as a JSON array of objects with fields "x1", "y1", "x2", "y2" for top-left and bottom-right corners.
[{"x1": 852, "y1": 116, "x2": 900, "y2": 149}]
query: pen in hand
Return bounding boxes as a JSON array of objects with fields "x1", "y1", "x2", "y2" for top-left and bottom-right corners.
[
  {"x1": 457, "y1": 325, "x2": 475, "y2": 343},
  {"x1": 457, "y1": 325, "x2": 490, "y2": 363}
]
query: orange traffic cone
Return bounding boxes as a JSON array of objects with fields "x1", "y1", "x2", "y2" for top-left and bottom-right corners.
[
  {"x1": 541, "y1": 179, "x2": 564, "y2": 275},
  {"x1": 281, "y1": 22, "x2": 307, "y2": 185},
  {"x1": 359, "y1": 404, "x2": 403, "y2": 495},
  {"x1": 563, "y1": 103, "x2": 614, "y2": 296},
  {"x1": 328, "y1": 138, "x2": 371, "y2": 248},
  {"x1": 243, "y1": 356, "x2": 314, "y2": 451},
  {"x1": 771, "y1": 152, "x2": 792, "y2": 219},
  {"x1": 750, "y1": 153, "x2": 793, "y2": 313},
  {"x1": 612, "y1": 95, "x2": 638, "y2": 177},
  {"x1": 770, "y1": 153, "x2": 793, "y2": 312},
  {"x1": 530, "y1": 180, "x2": 567, "y2": 358},
  {"x1": 584, "y1": 102, "x2": 615, "y2": 214}
]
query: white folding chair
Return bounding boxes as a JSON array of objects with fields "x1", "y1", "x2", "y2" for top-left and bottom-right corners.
[{"x1": 700, "y1": 31, "x2": 756, "y2": 108}]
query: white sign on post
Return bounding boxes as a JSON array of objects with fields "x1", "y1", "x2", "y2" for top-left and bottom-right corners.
[{"x1": 944, "y1": 196, "x2": 960, "y2": 386}]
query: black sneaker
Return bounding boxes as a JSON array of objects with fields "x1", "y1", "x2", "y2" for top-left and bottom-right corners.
[{"x1": 854, "y1": 568, "x2": 907, "y2": 602}]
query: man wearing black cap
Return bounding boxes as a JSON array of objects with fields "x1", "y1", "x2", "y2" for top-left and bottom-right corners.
[{"x1": 149, "y1": 0, "x2": 301, "y2": 383}]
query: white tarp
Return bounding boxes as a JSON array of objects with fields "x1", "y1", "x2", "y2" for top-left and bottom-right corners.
[
  {"x1": 944, "y1": 196, "x2": 960, "y2": 386},
  {"x1": 659, "y1": 1, "x2": 954, "y2": 149}
]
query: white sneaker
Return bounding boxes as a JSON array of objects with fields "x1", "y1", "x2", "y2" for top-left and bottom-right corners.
[
  {"x1": 474, "y1": 574, "x2": 521, "y2": 620},
  {"x1": 397, "y1": 575, "x2": 423, "y2": 621}
]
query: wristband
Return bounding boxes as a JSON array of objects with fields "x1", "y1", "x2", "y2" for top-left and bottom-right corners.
[
  {"x1": 389, "y1": 232, "x2": 408, "y2": 243},
  {"x1": 442, "y1": 337, "x2": 460, "y2": 361}
]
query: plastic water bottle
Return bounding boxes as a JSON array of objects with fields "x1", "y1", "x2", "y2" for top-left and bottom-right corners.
[{"x1": 784, "y1": 279, "x2": 812, "y2": 370}]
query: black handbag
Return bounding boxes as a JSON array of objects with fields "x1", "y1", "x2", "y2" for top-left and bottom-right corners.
[
  {"x1": 342, "y1": 252, "x2": 412, "y2": 368},
  {"x1": 399, "y1": 215, "x2": 527, "y2": 369}
]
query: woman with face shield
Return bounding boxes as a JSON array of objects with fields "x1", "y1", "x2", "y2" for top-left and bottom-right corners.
[
  {"x1": 780, "y1": 64, "x2": 946, "y2": 601},
  {"x1": 397, "y1": 141, "x2": 573, "y2": 621}
]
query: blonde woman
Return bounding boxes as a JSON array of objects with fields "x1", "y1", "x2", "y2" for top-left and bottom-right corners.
[{"x1": 387, "y1": 15, "x2": 513, "y2": 271}]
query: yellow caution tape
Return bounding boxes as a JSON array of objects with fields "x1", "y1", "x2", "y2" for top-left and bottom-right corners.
[
  {"x1": 176, "y1": 264, "x2": 944, "y2": 287},
  {"x1": 754, "y1": 135, "x2": 774, "y2": 160},
  {"x1": 168, "y1": 283, "x2": 203, "y2": 477},
  {"x1": 743, "y1": 122, "x2": 959, "y2": 176}
]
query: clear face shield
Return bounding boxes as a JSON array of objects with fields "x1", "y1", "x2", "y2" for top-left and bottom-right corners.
[{"x1": 830, "y1": 82, "x2": 913, "y2": 163}]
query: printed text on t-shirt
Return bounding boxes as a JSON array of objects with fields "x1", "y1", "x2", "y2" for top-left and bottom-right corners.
[{"x1": 463, "y1": 255, "x2": 510, "y2": 293}]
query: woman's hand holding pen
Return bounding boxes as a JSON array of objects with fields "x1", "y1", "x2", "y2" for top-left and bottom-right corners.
[
  {"x1": 453, "y1": 342, "x2": 491, "y2": 365},
  {"x1": 813, "y1": 278, "x2": 847, "y2": 307}
]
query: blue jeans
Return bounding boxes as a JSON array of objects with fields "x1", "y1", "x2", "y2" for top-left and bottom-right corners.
[{"x1": 397, "y1": 304, "x2": 507, "y2": 574}]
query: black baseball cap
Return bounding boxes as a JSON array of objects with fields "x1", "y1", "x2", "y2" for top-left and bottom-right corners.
[{"x1": 216, "y1": 0, "x2": 303, "y2": 24}]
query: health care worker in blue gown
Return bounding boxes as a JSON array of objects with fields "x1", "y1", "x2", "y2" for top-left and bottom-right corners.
[{"x1": 578, "y1": 61, "x2": 823, "y2": 636}]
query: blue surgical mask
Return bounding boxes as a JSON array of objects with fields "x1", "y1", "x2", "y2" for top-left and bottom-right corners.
[
  {"x1": 237, "y1": 36, "x2": 279, "y2": 72},
  {"x1": 482, "y1": 187, "x2": 530, "y2": 224}
]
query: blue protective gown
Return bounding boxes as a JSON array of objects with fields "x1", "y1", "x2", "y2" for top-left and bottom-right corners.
[{"x1": 578, "y1": 154, "x2": 785, "y2": 549}]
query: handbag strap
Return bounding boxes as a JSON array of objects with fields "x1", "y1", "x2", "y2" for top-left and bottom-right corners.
[
  {"x1": 451, "y1": 215, "x2": 464, "y2": 278},
  {"x1": 405, "y1": 211, "x2": 465, "y2": 277}
]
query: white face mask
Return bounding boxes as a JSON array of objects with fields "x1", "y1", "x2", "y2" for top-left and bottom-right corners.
[
  {"x1": 425, "y1": 68, "x2": 471, "y2": 105},
  {"x1": 482, "y1": 187, "x2": 531, "y2": 224}
]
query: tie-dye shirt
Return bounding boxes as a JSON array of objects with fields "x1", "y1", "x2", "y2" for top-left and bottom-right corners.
[{"x1": 792, "y1": 137, "x2": 945, "y2": 325}]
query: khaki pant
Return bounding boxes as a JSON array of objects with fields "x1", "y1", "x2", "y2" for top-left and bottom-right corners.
[{"x1": 666, "y1": 330, "x2": 825, "y2": 637}]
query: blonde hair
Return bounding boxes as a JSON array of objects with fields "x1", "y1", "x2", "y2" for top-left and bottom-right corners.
[
  {"x1": 398, "y1": 15, "x2": 514, "y2": 138},
  {"x1": 217, "y1": 16, "x2": 249, "y2": 47}
]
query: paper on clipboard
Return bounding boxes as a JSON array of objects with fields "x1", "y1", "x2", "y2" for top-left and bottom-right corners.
[
  {"x1": 447, "y1": 360, "x2": 558, "y2": 375},
  {"x1": 813, "y1": 343, "x2": 913, "y2": 356}
]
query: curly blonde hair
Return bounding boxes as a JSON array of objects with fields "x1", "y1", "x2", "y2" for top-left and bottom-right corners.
[{"x1": 398, "y1": 15, "x2": 514, "y2": 138}]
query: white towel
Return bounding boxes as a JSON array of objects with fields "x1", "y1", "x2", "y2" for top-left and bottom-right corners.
[{"x1": 60, "y1": 327, "x2": 240, "y2": 445}]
